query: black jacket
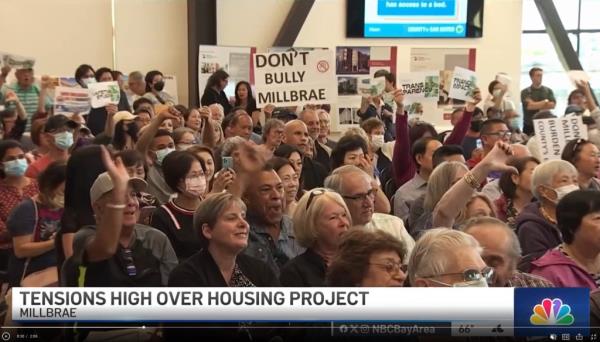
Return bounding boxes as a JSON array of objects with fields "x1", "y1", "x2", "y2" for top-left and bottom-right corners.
[
  {"x1": 301, "y1": 157, "x2": 328, "y2": 191},
  {"x1": 168, "y1": 248, "x2": 279, "y2": 287},
  {"x1": 279, "y1": 249, "x2": 326, "y2": 287},
  {"x1": 200, "y1": 88, "x2": 232, "y2": 115}
]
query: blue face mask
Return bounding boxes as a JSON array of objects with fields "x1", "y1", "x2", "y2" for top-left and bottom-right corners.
[
  {"x1": 155, "y1": 147, "x2": 175, "y2": 166},
  {"x1": 3, "y1": 158, "x2": 27, "y2": 177},
  {"x1": 53, "y1": 131, "x2": 74, "y2": 150}
]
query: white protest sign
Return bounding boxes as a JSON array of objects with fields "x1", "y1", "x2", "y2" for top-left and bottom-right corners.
[
  {"x1": 87, "y1": 81, "x2": 120, "y2": 108},
  {"x1": 396, "y1": 71, "x2": 439, "y2": 102},
  {"x1": 1, "y1": 52, "x2": 35, "y2": 69},
  {"x1": 253, "y1": 49, "x2": 336, "y2": 107},
  {"x1": 358, "y1": 77, "x2": 386, "y2": 97},
  {"x1": 448, "y1": 67, "x2": 477, "y2": 102},
  {"x1": 534, "y1": 116, "x2": 588, "y2": 162},
  {"x1": 54, "y1": 87, "x2": 91, "y2": 117},
  {"x1": 567, "y1": 70, "x2": 590, "y2": 84}
]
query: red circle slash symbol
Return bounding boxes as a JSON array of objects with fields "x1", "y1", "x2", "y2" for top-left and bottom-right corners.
[{"x1": 317, "y1": 60, "x2": 329, "y2": 73}]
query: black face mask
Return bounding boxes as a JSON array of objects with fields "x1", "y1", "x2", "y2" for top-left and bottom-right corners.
[{"x1": 153, "y1": 81, "x2": 165, "y2": 92}]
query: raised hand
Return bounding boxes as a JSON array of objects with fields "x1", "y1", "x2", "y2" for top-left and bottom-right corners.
[
  {"x1": 106, "y1": 104, "x2": 118, "y2": 116},
  {"x1": 357, "y1": 154, "x2": 375, "y2": 176},
  {"x1": 211, "y1": 169, "x2": 236, "y2": 193},
  {"x1": 480, "y1": 141, "x2": 517, "y2": 174},
  {"x1": 393, "y1": 90, "x2": 405, "y2": 111},
  {"x1": 40, "y1": 75, "x2": 53, "y2": 90},
  {"x1": 100, "y1": 145, "x2": 130, "y2": 191},
  {"x1": 263, "y1": 104, "x2": 276, "y2": 118},
  {"x1": 465, "y1": 87, "x2": 482, "y2": 112},
  {"x1": 1, "y1": 65, "x2": 11, "y2": 77},
  {"x1": 4, "y1": 91, "x2": 18, "y2": 103},
  {"x1": 158, "y1": 106, "x2": 181, "y2": 122},
  {"x1": 198, "y1": 106, "x2": 211, "y2": 119}
]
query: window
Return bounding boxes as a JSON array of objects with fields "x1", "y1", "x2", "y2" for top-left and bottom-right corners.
[{"x1": 521, "y1": 0, "x2": 600, "y2": 115}]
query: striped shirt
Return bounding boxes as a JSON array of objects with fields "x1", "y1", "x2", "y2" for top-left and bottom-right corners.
[{"x1": 2, "y1": 83, "x2": 51, "y2": 131}]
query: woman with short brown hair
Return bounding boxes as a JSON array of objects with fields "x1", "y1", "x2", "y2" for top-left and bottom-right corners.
[{"x1": 327, "y1": 229, "x2": 407, "y2": 287}]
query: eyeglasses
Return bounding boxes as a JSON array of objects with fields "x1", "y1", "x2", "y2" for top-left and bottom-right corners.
[
  {"x1": 306, "y1": 189, "x2": 326, "y2": 210},
  {"x1": 342, "y1": 189, "x2": 375, "y2": 201},
  {"x1": 121, "y1": 247, "x2": 137, "y2": 277},
  {"x1": 369, "y1": 261, "x2": 408, "y2": 275},
  {"x1": 423, "y1": 266, "x2": 494, "y2": 283},
  {"x1": 484, "y1": 130, "x2": 512, "y2": 138}
]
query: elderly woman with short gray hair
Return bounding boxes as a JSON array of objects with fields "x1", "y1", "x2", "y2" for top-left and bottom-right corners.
[{"x1": 515, "y1": 159, "x2": 579, "y2": 266}]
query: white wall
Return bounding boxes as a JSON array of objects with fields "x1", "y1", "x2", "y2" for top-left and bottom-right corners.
[
  {"x1": 0, "y1": 0, "x2": 188, "y2": 105},
  {"x1": 114, "y1": 0, "x2": 188, "y2": 105},
  {"x1": 217, "y1": 0, "x2": 523, "y2": 131}
]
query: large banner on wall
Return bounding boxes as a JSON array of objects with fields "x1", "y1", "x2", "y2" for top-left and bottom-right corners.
[
  {"x1": 198, "y1": 45, "x2": 256, "y2": 102},
  {"x1": 335, "y1": 46, "x2": 397, "y2": 126},
  {"x1": 253, "y1": 50, "x2": 336, "y2": 107}
]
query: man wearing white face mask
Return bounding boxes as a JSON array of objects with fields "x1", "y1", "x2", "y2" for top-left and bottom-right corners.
[
  {"x1": 409, "y1": 228, "x2": 493, "y2": 288},
  {"x1": 150, "y1": 151, "x2": 207, "y2": 261},
  {"x1": 26, "y1": 115, "x2": 78, "y2": 179},
  {"x1": 516, "y1": 160, "x2": 579, "y2": 266},
  {"x1": 136, "y1": 107, "x2": 182, "y2": 204}
]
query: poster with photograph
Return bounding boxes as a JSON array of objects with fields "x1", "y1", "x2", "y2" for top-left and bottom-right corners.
[
  {"x1": 198, "y1": 45, "x2": 256, "y2": 100},
  {"x1": 54, "y1": 87, "x2": 91, "y2": 117},
  {"x1": 335, "y1": 46, "x2": 397, "y2": 127},
  {"x1": 253, "y1": 49, "x2": 336, "y2": 107},
  {"x1": 410, "y1": 48, "x2": 476, "y2": 108}
]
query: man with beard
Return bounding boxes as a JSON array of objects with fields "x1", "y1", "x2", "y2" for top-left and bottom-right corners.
[{"x1": 242, "y1": 164, "x2": 304, "y2": 275}]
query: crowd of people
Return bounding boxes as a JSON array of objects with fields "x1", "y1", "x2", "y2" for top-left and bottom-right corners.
[{"x1": 0, "y1": 62, "x2": 600, "y2": 340}]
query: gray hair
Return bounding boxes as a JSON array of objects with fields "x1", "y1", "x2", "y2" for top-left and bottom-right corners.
[
  {"x1": 128, "y1": 71, "x2": 143, "y2": 81},
  {"x1": 461, "y1": 217, "x2": 521, "y2": 260},
  {"x1": 194, "y1": 192, "x2": 247, "y2": 248},
  {"x1": 209, "y1": 103, "x2": 225, "y2": 122},
  {"x1": 262, "y1": 118, "x2": 285, "y2": 142},
  {"x1": 221, "y1": 136, "x2": 247, "y2": 157},
  {"x1": 423, "y1": 161, "x2": 468, "y2": 211},
  {"x1": 408, "y1": 228, "x2": 482, "y2": 285},
  {"x1": 172, "y1": 127, "x2": 196, "y2": 145},
  {"x1": 531, "y1": 159, "x2": 578, "y2": 200},
  {"x1": 324, "y1": 165, "x2": 370, "y2": 194}
]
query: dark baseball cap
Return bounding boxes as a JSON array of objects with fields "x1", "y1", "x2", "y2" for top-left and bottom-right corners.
[{"x1": 43, "y1": 114, "x2": 80, "y2": 133}]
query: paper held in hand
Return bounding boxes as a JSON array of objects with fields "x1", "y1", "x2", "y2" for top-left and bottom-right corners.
[
  {"x1": 253, "y1": 49, "x2": 336, "y2": 107},
  {"x1": 87, "y1": 81, "x2": 121, "y2": 109},
  {"x1": 358, "y1": 77, "x2": 386, "y2": 96},
  {"x1": 534, "y1": 116, "x2": 588, "y2": 162},
  {"x1": 396, "y1": 71, "x2": 439, "y2": 102},
  {"x1": 54, "y1": 87, "x2": 91, "y2": 117},
  {"x1": 448, "y1": 66, "x2": 477, "y2": 102},
  {"x1": 495, "y1": 73, "x2": 512, "y2": 86},
  {"x1": 0, "y1": 52, "x2": 35, "y2": 69},
  {"x1": 567, "y1": 70, "x2": 590, "y2": 85}
]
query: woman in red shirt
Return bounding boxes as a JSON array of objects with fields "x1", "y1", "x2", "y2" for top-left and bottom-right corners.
[{"x1": 0, "y1": 140, "x2": 39, "y2": 269}]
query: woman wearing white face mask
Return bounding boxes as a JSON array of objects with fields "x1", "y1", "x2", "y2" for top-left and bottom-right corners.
[
  {"x1": 360, "y1": 118, "x2": 390, "y2": 177},
  {"x1": 0, "y1": 140, "x2": 39, "y2": 271},
  {"x1": 516, "y1": 159, "x2": 579, "y2": 267},
  {"x1": 150, "y1": 151, "x2": 207, "y2": 261},
  {"x1": 7, "y1": 161, "x2": 66, "y2": 287}
]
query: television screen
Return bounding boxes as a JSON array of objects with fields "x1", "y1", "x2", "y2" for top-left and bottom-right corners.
[{"x1": 347, "y1": 0, "x2": 484, "y2": 38}]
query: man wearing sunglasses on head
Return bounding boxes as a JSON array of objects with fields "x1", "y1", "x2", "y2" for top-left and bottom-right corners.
[
  {"x1": 325, "y1": 165, "x2": 415, "y2": 255},
  {"x1": 408, "y1": 228, "x2": 492, "y2": 288}
]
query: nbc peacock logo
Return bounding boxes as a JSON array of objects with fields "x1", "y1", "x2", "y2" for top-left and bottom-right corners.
[{"x1": 530, "y1": 298, "x2": 575, "y2": 325}]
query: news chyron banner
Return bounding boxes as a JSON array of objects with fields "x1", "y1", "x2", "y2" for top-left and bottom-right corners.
[{"x1": 11, "y1": 288, "x2": 590, "y2": 338}]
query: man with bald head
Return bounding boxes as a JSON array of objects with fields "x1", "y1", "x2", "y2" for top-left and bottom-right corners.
[
  {"x1": 482, "y1": 143, "x2": 532, "y2": 201},
  {"x1": 299, "y1": 109, "x2": 331, "y2": 171},
  {"x1": 283, "y1": 119, "x2": 328, "y2": 190},
  {"x1": 462, "y1": 217, "x2": 552, "y2": 287}
]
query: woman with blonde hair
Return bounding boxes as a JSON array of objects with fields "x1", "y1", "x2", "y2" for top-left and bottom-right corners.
[{"x1": 279, "y1": 188, "x2": 351, "y2": 287}]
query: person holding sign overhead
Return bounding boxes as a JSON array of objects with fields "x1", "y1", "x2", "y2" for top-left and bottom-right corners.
[
  {"x1": 520, "y1": 67, "x2": 556, "y2": 136},
  {"x1": 86, "y1": 67, "x2": 131, "y2": 136}
]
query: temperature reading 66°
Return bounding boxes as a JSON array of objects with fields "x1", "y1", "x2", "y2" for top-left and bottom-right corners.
[{"x1": 458, "y1": 324, "x2": 474, "y2": 334}]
